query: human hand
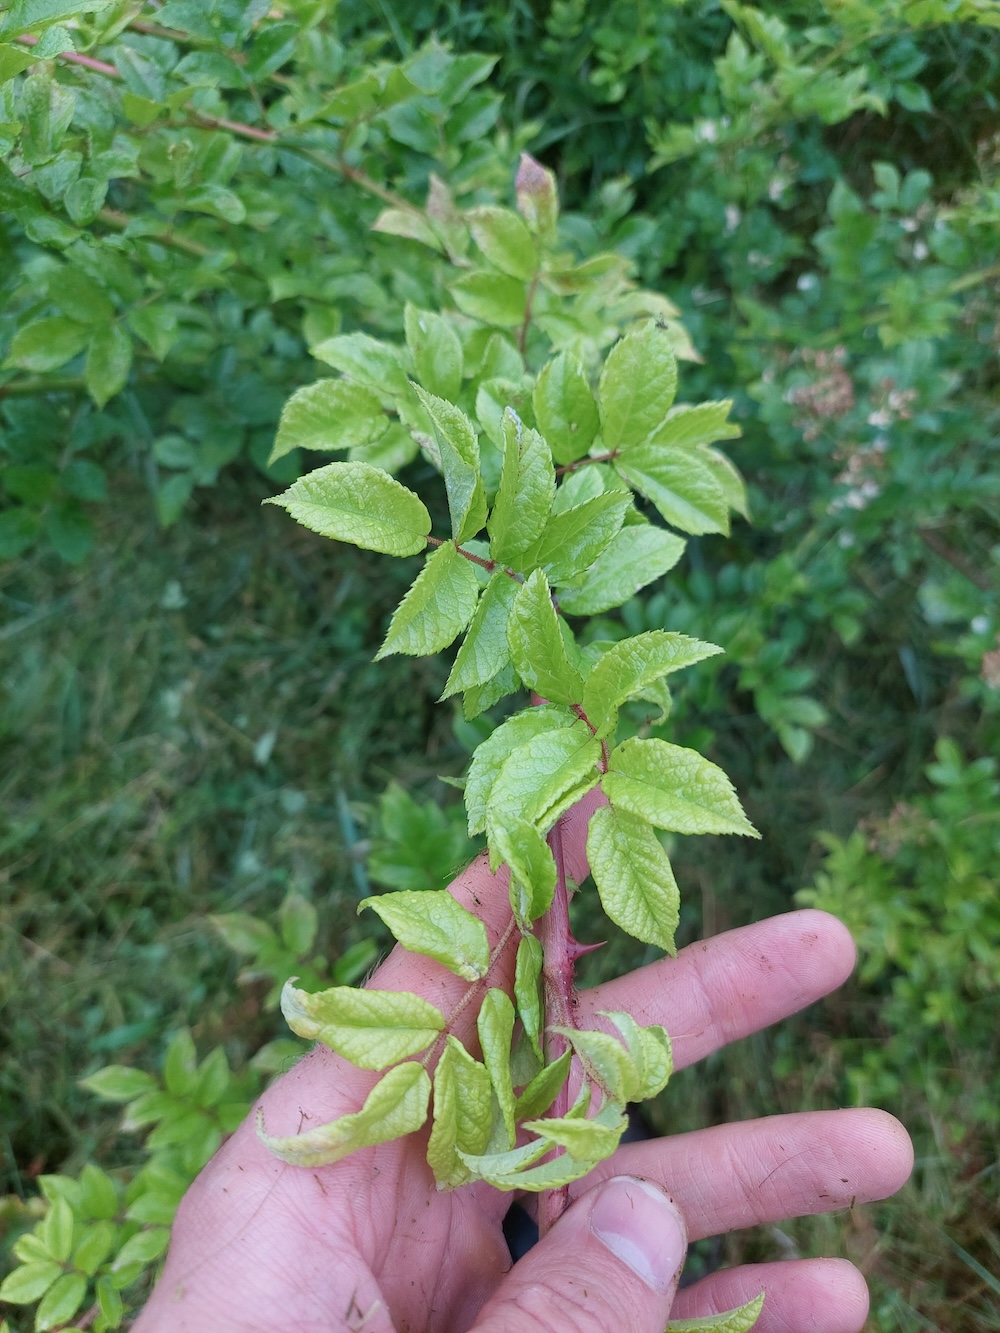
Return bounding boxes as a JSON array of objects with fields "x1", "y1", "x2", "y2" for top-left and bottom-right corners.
[{"x1": 134, "y1": 793, "x2": 912, "y2": 1332}]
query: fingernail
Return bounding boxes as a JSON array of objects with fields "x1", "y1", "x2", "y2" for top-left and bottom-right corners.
[{"x1": 590, "y1": 1176, "x2": 685, "y2": 1293}]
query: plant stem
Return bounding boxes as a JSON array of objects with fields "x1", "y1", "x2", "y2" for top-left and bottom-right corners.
[
  {"x1": 555, "y1": 450, "x2": 618, "y2": 476},
  {"x1": 536, "y1": 816, "x2": 576, "y2": 1237}
]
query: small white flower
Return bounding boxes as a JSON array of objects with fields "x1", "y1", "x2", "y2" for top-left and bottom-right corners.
[
  {"x1": 797, "y1": 273, "x2": 819, "y2": 292},
  {"x1": 913, "y1": 240, "x2": 929, "y2": 261},
  {"x1": 867, "y1": 409, "x2": 891, "y2": 427},
  {"x1": 971, "y1": 615, "x2": 990, "y2": 635},
  {"x1": 725, "y1": 204, "x2": 741, "y2": 233},
  {"x1": 696, "y1": 119, "x2": 718, "y2": 143},
  {"x1": 900, "y1": 217, "x2": 918, "y2": 233}
]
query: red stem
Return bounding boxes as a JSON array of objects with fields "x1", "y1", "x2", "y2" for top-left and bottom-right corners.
[
  {"x1": 16, "y1": 33, "x2": 119, "y2": 77},
  {"x1": 555, "y1": 450, "x2": 619, "y2": 477}
]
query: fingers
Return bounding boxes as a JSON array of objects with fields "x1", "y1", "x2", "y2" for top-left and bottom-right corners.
[
  {"x1": 578, "y1": 909, "x2": 857, "y2": 1069},
  {"x1": 570, "y1": 1109, "x2": 913, "y2": 1240},
  {"x1": 472, "y1": 1176, "x2": 687, "y2": 1333},
  {"x1": 668, "y1": 1258, "x2": 870, "y2": 1333}
]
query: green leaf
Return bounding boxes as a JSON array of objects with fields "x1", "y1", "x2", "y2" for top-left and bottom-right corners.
[
  {"x1": 279, "y1": 981, "x2": 444, "y2": 1068},
  {"x1": 604, "y1": 1011, "x2": 673, "y2": 1101},
  {"x1": 598, "y1": 322, "x2": 678, "y2": 452},
  {"x1": 427, "y1": 1037, "x2": 494, "y2": 1187},
  {"x1": 650, "y1": 400, "x2": 741, "y2": 450},
  {"x1": 514, "y1": 933, "x2": 544, "y2": 1060},
  {"x1": 359, "y1": 889, "x2": 489, "y2": 980},
  {"x1": 490, "y1": 816, "x2": 557, "y2": 924},
  {"x1": 532, "y1": 352, "x2": 600, "y2": 465},
  {"x1": 265, "y1": 461, "x2": 431, "y2": 557},
  {"x1": 279, "y1": 893, "x2": 318, "y2": 957},
  {"x1": 699, "y1": 444, "x2": 750, "y2": 520},
  {"x1": 79, "y1": 1065, "x2": 157, "y2": 1101},
  {"x1": 513, "y1": 1049, "x2": 571, "y2": 1120},
  {"x1": 311, "y1": 333, "x2": 409, "y2": 399},
  {"x1": 163, "y1": 1028, "x2": 197, "y2": 1096},
  {"x1": 587, "y1": 804, "x2": 680, "y2": 953},
  {"x1": 458, "y1": 1138, "x2": 596, "y2": 1191},
  {"x1": 442, "y1": 572, "x2": 519, "y2": 698},
  {"x1": 5, "y1": 316, "x2": 89, "y2": 373},
  {"x1": 616, "y1": 444, "x2": 730, "y2": 535},
  {"x1": 269, "y1": 380, "x2": 387, "y2": 464},
  {"x1": 376, "y1": 541, "x2": 480, "y2": 659},
  {"x1": 558, "y1": 525, "x2": 686, "y2": 616},
  {"x1": 35, "y1": 1271, "x2": 88, "y2": 1331},
  {"x1": 405, "y1": 304, "x2": 462, "y2": 401},
  {"x1": 372, "y1": 207, "x2": 444, "y2": 252},
  {"x1": 0, "y1": 1, "x2": 111, "y2": 37},
  {"x1": 526, "y1": 492, "x2": 629, "y2": 583},
  {"x1": 259, "y1": 1061, "x2": 431, "y2": 1167},
  {"x1": 507, "y1": 569, "x2": 584, "y2": 704},
  {"x1": 0, "y1": 1261, "x2": 63, "y2": 1303},
  {"x1": 486, "y1": 721, "x2": 601, "y2": 842},
  {"x1": 467, "y1": 206, "x2": 538, "y2": 281},
  {"x1": 462, "y1": 661, "x2": 520, "y2": 720},
  {"x1": 487, "y1": 411, "x2": 555, "y2": 565},
  {"x1": 523, "y1": 1102, "x2": 628, "y2": 1160},
  {"x1": 124, "y1": 304, "x2": 177, "y2": 362},
  {"x1": 464, "y1": 705, "x2": 575, "y2": 836},
  {"x1": 96, "y1": 1273, "x2": 123, "y2": 1327},
  {"x1": 582, "y1": 632, "x2": 723, "y2": 736},
  {"x1": 41, "y1": 1196, "x2": 75, "y2": 1263},
  {"x1": 110, "y1": 1227, "x2": 170, "y2": 1270},
  {"x1": 72, "y1": 1219, "x2": 117, "y2": 1275},
  {"x1": 410, "y1": 387, "x2": 486, "y2": 544},
  {"x1": 450, "y1": 271, "x2": 527, "y2": 327},
  {"x1": 666, "y1": 1292, "x2": 765, "y2": 1332},
  {"x1": 603, "y1": 738, "x2": 759, "y2": 836},
  {"x1": 85, "y1": 324, "x2": 132, "y2": 408},
  {"x1": 77, "y1": 1164, "x2": 118, "y2": 1220},
  {"x1": 477, "y1": 988, "x2": 516, "y2": 1145},
  {"x1": 0, "y1": 43, "x2": 39, "y2": 83}
]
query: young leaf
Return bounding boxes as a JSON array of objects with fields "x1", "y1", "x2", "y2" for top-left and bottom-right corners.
[
  {"x1": 522, "y1": 1102, "x2": 629, "y2": 1160},
  {"x1": 515, "y1": 152, "x2": 559, "y2": 239},
  {"x1": 650, "y1": 400, "x2": 741, "y2": 451},
  {"x1": 426, "y1": 1036, "x2": 494, "y2": 1188},
  {"x1": 513, "y1": 1049, "x2": 572, "y2": 1120},
  {"x1": 279, "y1": 982, "x2": 445, "y2": 1068},
  {"x1": 587, "y1": 804, "x2": 680, "y2": 953},
  {"x1": 557, "y1": 525, "x2": 686, "y2": 615},
  {"x1": 487, "y1": 411, "x2": 555, "y2": 565},
  {"x1": 265, "y1": 461, "x2": 431, "y2": 557},
  {"x1": 526, "y1": 492, "x2": 630, "y2": 584},
  {"x1": 467, "y1": 206, "x2": 538, "y2": 282},
  {"x1": 553, "y1": 1025, "x2": 637, "y2": 1103},
  {"x1": 35, "y1": 1271, "x2": 88, "y2": 1329},
  {"x1": 258, "y1": 1061, "x2": 431, "y2": 1167},
  {"x1": 376, "y1": 542, "x2": 480, "y2": 659},
  {"x1": 598, "y1": 322, "x2": 678, "y2": 452},
  {"x1": 514, "y1": 933, "x2": 544, "y2": 1060},
  {"x1": 490, "y1": 816, "x2": 557, "y2": 924},
  {"x1": 665, "y1": 1292, "x2": 765, "y2": 1332},
  {"x1": 0, "y1": 1261, "x2": 63, "y2": 1304},
  {"x1": 464, "y1": 705, "x2": 575, "y2": 836},
  {"x1": 532, "y1": 352, "x2": 600, "y2": 465},
  {"x1": 358, "y1": 889, "x2": 489, "y2": 981},
  {"x1": 458, "y1": 1140, "x2": 596, "y2": 1192},
  {"x1": 615, "y1": 444, "x2": 729, "y2": 536},
  {"x1": 507, "y1": 569, "x2": 584, "y2": 704},
  {"x1": 410, "y1": 386, "x2": 486, "y2": 543},
  {"x1": 477, "y1": 989, "x2": 516, "y2": 1145},
  {"x1": 441, "y1": 572, "x2": 519, "y2": 698},
  {"x1": 404, "y1": 304, "x2": 463, "y2": 401},
  {"x1": 602, "y1": 1011, "x2": 674, "y2": 1101},
  {"x1": 269, "y1": 380, "x2": 387, "y2": 464},
  {"x1": 603, "y1": 738, "x2": 760, "y2": 837},
  {"x1": 582, "y1": 631, "x2": 723, "y2": 735},
  {"x1": 486, "y1": 721, "x2": 601, "y2": 840},
  {"x1": 311, "y1": 332, "x2": 409, "y2": 399}
]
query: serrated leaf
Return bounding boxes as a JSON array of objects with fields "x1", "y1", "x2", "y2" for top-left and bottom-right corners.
[
  {"x1": 311, "y1": 332, "x2": 409, "y2": 399},
  {"x1": 487, "y1": 411, "x2": 555, "y2": 565},
  {"x1": 603, "y1": 1011, "x2": 673, "y2": 1101},
  {"x1": 699, "y1": 444, "x2": 750, "y2": 520},
  {"x1": 490, "y1": 817, "x2": 557, "y2": 924},
  {"x1": 532, "y1": 352, "x2": 600, "y2": 464},
  {"x1": 372, "y1": 207, "x2": 444, "y2": 251},
  {"x1": 376, "y1": 541, "x2": 480, "y2": 659},
  {"x1": 462, "y1": 662, "x2": 520, "y2": 720},
  {"x1": 523, "y1": 1102, "x2": 628, "y2": 1160},
  {"x1": 598, "y1": 322, "x2": 678, "y2": 452},
  {"x1": 650, "y1": 401, "x2": 741, "y2": 450},
  {"x1": 464, "y1": 705, "x2": 574, "y2": 836},
  {"x1": 666, "y1": 1292, "x2": 765, "y2": 1332},
  {"x1": 410, "y1": 386, "x2": 486, "y2": 544},
  {"x1": 486, "y1": 722, "x2": 600, "y2": 844},
  {"x1": 553, "y1": 1025, "x2": 637, "y2": 1103},
  {"x1": 582, "y1": 632, "x2": 723, "y2": 736},
  {"x1": 513, "y1": 1049, "x2": 572, "y2": 1120},
  {"x1": 259, "y1": 1062, "x2": 431, "y2": 1168},
  {"x1": 587, "y1": 805, "x2": 680, "y2": 953},
  {"x1": 359, "y1": 889, "x2": 488, "y2": 981},
  {"x1": 451, "y1": 270, "x2": 527, "y2": 327},
  {"x1": 558, "y1": 525, "x2": 686, "y2": 616},
  {"x1": 427, "y1": 1037, "x2": 494, "y2": 1188},
  {"x1": 603, "y1": 738, "x2": 759, "y2": 837},
  {"x1": 514, "y1": 934, "x2": 543, "y2": 1060},
  {"x1": 442, "y1": 572, "x2": 519, "y2": 698},
  {"x1": 525, "y1": 491, "x2": 629, "y2": 583},
  {"x1": 280, "y1": 982, "x2": 444, "y2": 1068},
  {"x1": 616, "y1": 444, "x2": 729, "y2": 536},
  {"x1": 405, "y1": 304, "x2": 463, "y2": 401},
  {"x1": 266, "y1": 461, "x2": 430, "y2": 557},
  {"x1": 507, "y1": 570, "x2": 584, "y2": 704},
  {"x1": 467, "y1": 206, "x2": 538, "y2": 282},
  {"x1": 269, "y1": 380, "x2": 387, "y2": 464},
  {"x1": 477, "y1": 989, "x2": 516, "y2": 1146}
]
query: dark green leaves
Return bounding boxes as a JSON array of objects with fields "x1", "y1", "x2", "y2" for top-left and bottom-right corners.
[{"x1": 265, "y1": 462, "x2": 430, "y2": 556}]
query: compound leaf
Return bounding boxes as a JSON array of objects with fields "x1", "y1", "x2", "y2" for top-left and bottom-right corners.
[
  {"x1": 603, "y1": 738, "x2": 759, "y2": 837},
  {"x1": 588, "y1": 804, "x2": 680, "y2": 954},
  {"x1": 359, "y1": 889, "x2": 489, "y2": 981},
  {"x1": 486, "y1": 721, "x2": 600, "y2": 841},
  {"x1": 376, "y1": 541, "x2": 480, "y2": 658},
  {"x1": 265, "y1": 461, "x2": 430, "y2": 557},
  {"x1": 279, "y1": 981, "x2": 444, "y2": 1068},
  {"x1": 258, "y1": 1061, "x2": 431, "y2": 1167}
]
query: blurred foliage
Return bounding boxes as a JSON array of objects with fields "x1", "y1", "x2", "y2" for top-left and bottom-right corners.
[{"x1": 2, "y1": 0, "x2": 999, "y2": 1329}]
